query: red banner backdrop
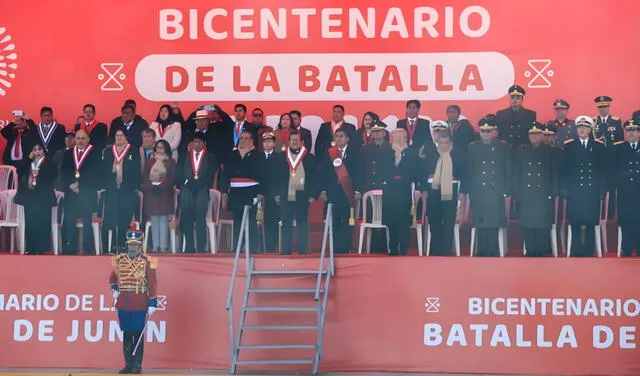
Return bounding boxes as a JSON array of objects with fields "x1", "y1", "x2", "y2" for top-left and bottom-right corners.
[
  {"x1": 0, "y1": 255, "x2": 638, "y2": 375},
  {"x1": 1, "y1": 0, "x2": 640, "y2": 141}
]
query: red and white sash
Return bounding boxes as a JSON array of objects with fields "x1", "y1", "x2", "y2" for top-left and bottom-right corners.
[
  {"x1": 73, "y1": 144, "x2": 93, "y2": 177},
  {"x1": 112, "y1": 144, "x2": 131, "y2": 165},
  {"x1": 191, "y1": 148, "x2": 206, "y2": 178},
  {"x1": 287, "y1": 146, "x2": 307, "y2": 174}
]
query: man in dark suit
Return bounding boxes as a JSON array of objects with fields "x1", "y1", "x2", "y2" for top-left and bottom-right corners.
[
  {"x1": 496, "y1": 85, "x2": 537, "y2": 147},
  {"x1": 2, "y1": 114, "x2": 36, "y2": 171},
  {"x1": 446, "y1": 105, "x2": 476, "y2": 153},
  {"x1": 289, "y1": 110, "x2": 313, "y2": 150},
  {"x1": 31, "y1": 106, "x2": 66, "y2": 157},
  {"x1": 61, "y1": 129, "x2": 102, "y2": 254},
  {"x1": 613, "y1": 120, "x2": 640, "y2": 257},
  {"x1": 561, "y1": 116, "x2": 607, "y2": 257},
  {"x1": 250, "y1": 107, "x2": 274, "y2": 151},
  {"x1": 233, "y1": 104, "x2": 258, "y2": 147},
  {"x1": 261, "y1": 132, "x2": 281, "y2": 251},
  {"x1": 54, "y1": 131, "x2": 76, "y2": 191},
  {"x1": 320, "y1": 128, "x2": 360, "y2": 254},
  {"x1": 275, "y1": 130, "x2": 316, "y2": 255},
  {"x1": 74, "y1": 104, "x2": 108, "y2": 152},
  {"x1": 314, "y1": 105, "x2": 356, "y2": 160},
  {"x1": 179, "y1": 132, "x2": 219, "y2": 253},
  {"x1": 593, "y1": 96, "x2": 623, "y2": 147},
  {"x1": 109, "y1": 103, "x2": 148, "y2": 148},
  {"x1": 139, "y1": 128, "x2": 157, "y2": 173},
  {"x1": 396, "y1": 99, "x2": 433, "y2": 149}
]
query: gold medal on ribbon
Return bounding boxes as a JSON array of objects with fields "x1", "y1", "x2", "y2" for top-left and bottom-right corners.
[
  {"x1": 281, "y1": 146, "x2": 286, "y2": 152},
  {"x1": 75, "y1": 172, "x2": 80, "y2": 179},
  {"x1": 194, "y1": 174, "x2": 199, "y2": 180},
  {"x1": 331, "y1": 141, "x2": 336, "y2": 147},
  {"x1": 32, "y1": 180, "x2": 37, "y2": 187}
]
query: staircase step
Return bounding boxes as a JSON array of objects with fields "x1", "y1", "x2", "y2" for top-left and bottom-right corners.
[
  {"x1": 235, "y1": 358, "x2": 314, "y2": 365},
  {"x1": 239, "y1": 344, "x2": 316, "y2": 350},
  {"x1": 242, "y1": 325, "x2": 318, "y2": 330},
  {"x1": 252, "y1": 269, "x2": 327, "y2": 276},
  {"x1": 244, "y1": 306, "x2": 317, "y2": 312},
  {"x1": 249, "y1": 288, "x2": 322, "y2": 294}
]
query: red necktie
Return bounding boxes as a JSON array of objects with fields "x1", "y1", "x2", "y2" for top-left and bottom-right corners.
[
  {"x1": 236, "y1": 122, "x2": 242, "y2": 134},
  {"x1": 13, "y1": 130, "x2": 23, "y2": 159}
]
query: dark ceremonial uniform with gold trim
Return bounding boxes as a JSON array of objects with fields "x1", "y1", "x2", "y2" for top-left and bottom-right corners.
[{"x1": 613, "y1": 121, "x2": 640, "y2": 256}]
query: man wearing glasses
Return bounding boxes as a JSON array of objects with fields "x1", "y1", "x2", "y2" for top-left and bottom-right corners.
[{"x1": 251, "y1": 108, "x2": 274, "y2": 151}]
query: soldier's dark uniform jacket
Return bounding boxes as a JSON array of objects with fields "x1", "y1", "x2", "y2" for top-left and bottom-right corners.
[
  {"x1": 547, "y1": 118, "x2": 576, "y2": 146},
  {"x1": 496, "y1": 108, "x2": 537, "y2": 146},
  {"x1": 360, "y1": 141, "x2": 395, "y2": 191},
  {"x1": 514, "y1": 143, "x2": 558, "y2": 228},
  {"x1": 467, "y1": 139, "x2": 512, "y2": 228},
  {"x1": 561, "y1": 138, "x2": 608, "y2": 224},
  {"x1": 613, "y1": 140, "x2": 640, "y2": 225},
  {"x1": 593, "y1": 116, "x2": 623, "y2": 146}
]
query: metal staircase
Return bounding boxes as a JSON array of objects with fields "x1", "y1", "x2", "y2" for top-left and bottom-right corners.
[{"x1": 226, "y1": 204, "x2": 335, "y2": 375}]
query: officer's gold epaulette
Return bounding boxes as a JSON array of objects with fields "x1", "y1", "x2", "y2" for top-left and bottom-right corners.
[
  {"x1": 111, "y1": 255, "x2": 122, "y2": 269},
  {"x1": 148, "y1": 256, "x2": 158, "y2": 269},
  {"x1": 564, "y1": 139, "x2": 575, "y2": 144},
  {"x1": 594, "y1": 138, "x2": 604, "y2": 144},
  {"x1": 614, "y1": 141, "x2": 625, "y2": 145}
]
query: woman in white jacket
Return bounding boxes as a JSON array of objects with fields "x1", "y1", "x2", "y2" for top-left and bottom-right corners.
[{"x1": 150, "y1": 104, "x2": 182, "y2": 162}]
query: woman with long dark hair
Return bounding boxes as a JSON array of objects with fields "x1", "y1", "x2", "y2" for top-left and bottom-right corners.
[
  {"x1": 150, "y1": 104, "x2": 182, "y2": 161},
  {"x1": 142, "y1": 139, "x2": 176, "y2": 253},
  {"x1": 355, "y1": 111, "x2": 389, "y2": 149},
  {"x1": 273, "y1": 113, "x2": 294, "y2": 152},
  {"x1": 14, "y1": 143, "x2": 57, "y2": 254}
]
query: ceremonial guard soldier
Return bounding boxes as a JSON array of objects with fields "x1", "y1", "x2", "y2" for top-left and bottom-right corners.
[
  {"x1": 396, "y1": 100, "x2": 433, "y2": 149},
  {"x1": 546, "y1": 99, "x2": 576, "y2": 146},
  {"x1": 561, "y1": 116, "x2": 607, "y2": 257},
  {"x1": 320, "y1": 127, "x2": 360, "y2": 254},
  {"x1": 496, "y1": 85, "x2": 537, "y2": 147},
  {"x1": 360, "y1": 120, "x2": 395, "y2": 253},
  {"x1": 593, "y1": 96, "x2": 623, "y2": 146},
  {"x1": 261, "y1": 132, "x2": 281, "y2": 251},
  {"x1": 32, "y1": 106, "x2": 66, "y2": 157},
  {"x1": 275, "y1": 130, "x2": 316, "y2": 254},
  {"x1": 315, "y1": 105, "x2": 356, "y2": 161},
  {"x1": 220, "y1": 131, "x2": 265, "y2": 252},
  {"x1": 75, "y1": 104, "x2": 108, "y2": 152},
  {"x1": 467, "y1": 116, "x2": 512, "y2": 256},
  {"x1": 613, "y1": 120, "x2": 640, "y2": 256},
  {"x1": 110, "y1": 225, "x2": 157, "y2": 374},
  {"x1": 422, "y1": 121, "x2": 467, "y2": 255},
  {"x1": 180, "y1": 132, "x2": 219, "y2": 253},
  {"x1": 514, "y1": 123, "x2": 559, "y2": 256}
]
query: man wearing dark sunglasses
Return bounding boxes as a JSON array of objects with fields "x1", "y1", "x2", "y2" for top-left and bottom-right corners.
[{"x1": 251, "y1": 108, "x2": 273, "y2": 151}]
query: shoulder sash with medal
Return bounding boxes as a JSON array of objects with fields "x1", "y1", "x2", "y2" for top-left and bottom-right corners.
[
  {"x1": 191, "y1": 148, "x2": 206, "y2": 180},
  {"x1": 329, "y1": 121, "x2": 343, "y2": 147},
  {"x1": 287, "y1": 146, "x2": 307, "y2": 176},
  {"x1": 112, "y1": 144, "x2": 132, "y2": 172},
  {"x1": 329, "y1": 146, "x2": 356, "y2": 225},
  {"x1": 157, "y1": 122, "x2": 170, "y2": 138},
  {"x1": 38, "y1": 122, "x2": 57, "y2": 151},
  {"x1": 85, "y1": 120, "x2": 98, "y2": 134},
  {"x1": 73, "y1": 144, "x2": 93, "y2": 180},
  {"x1": 30, "y1": 157, "x2": 44, "y2": 187}
]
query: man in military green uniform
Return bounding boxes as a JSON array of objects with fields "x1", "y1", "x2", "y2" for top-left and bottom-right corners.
[
  {"x1": 593, "y1": 96, "x2": 623, "y2": 146},
  {"x1": 467, "y1": 116, "x2": 512, "y2": 256},
  {"x1": 613, "y1": 120, "x2": 640, "y2": 257},
  {"x1": 496, "y1": 85, "x2": 537, "y2": 147},
  {"x1": 546, "y1": 99, "x2": 576, "y2": 146},
  {"x1": 514, "y1": 123, "x2": 559, "y2": 256}
]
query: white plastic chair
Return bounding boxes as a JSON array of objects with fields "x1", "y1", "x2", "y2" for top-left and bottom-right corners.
[
  {"x1": 566, "y1": 196, "x2": 603, "y2": 258},
  {"x1": 206, "y1": 189, "x2": 221, "y2": 254},
  {"x1": 357, "y1": 190, "x2": 390, "y2": 254},
  {"x1": 522, "y1": 197, "x2": 559, "y2": 257},
  {"x1": 410, "y1": 187, "x2": 424, "y2": 256},
  {"x1": 51, "y1": 191, "x2": 65, "y2": 255},
  {"x1": 425, "y1": 182, "x2": 462, "y2": 256},
  {"x1": 600, "y1": 192, "x2": 614, "y2": 254},
  {"x1": 144, "y1": 188, "x2": 179, "y2": 254},
  {"x1": 0, "y1": 190, "x2": 25, "y2": 253},
  {"x1": 0, "y1": 165, "x2": 18, "y2": 190},
  {"x1": 469, "y1": 195, "x2": 507, "y2": 257},
  {"x1": 617, "y1": 226, "x2": 622, "y2": 257}
]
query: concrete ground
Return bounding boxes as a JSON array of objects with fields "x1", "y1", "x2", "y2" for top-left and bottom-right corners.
[{"x1": 0, "y1": 370, "x2": 539, "y2": 376}]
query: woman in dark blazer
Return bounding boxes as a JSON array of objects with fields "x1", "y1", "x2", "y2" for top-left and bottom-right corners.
[
  {"x1": 14, "y1": 143, "x2": 57, "y2": 254},
  {"x1": 142, "y1": 140, "x2": 176, "y2": 253}
]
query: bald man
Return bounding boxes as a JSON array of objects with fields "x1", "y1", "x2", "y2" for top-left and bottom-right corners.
[{"x1": 61, "y1": 129, "x2": 103, "y2": 254}]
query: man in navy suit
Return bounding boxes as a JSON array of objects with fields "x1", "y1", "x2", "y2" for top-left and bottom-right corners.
[
  {"x1": 396, "y1": 100, "x2": 433, "y2": 149},
  {"x1": 314, "y1": 105, "x2": 356, "y2": 161}
]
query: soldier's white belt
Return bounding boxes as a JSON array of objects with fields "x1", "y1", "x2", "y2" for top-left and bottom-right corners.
[{"x1": 427, "y1": 178, "x2": 460, "y2": 184}]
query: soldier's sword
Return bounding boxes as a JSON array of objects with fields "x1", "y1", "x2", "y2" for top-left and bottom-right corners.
[{"x1": 132, "y1": 316, "x2": 150, "y2": 356}]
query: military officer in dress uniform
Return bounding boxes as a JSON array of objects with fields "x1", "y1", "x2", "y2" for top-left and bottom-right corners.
[
  {"x1": 496, "y1": 85, "x2": 537, "y2": 147},
  {"x1": 109, "y1": 225, "x2": 157, "y2": 374},
  {"x1": 593, "y1": 96, "x2": 623, "y2": 146},
  {"x1": 261, "y1": 132, "x2": 281, "y2": 252},
  {"x1": 561, "y1": 116, "x2": 607, "y2": 257},
  {"x1": 360, "y1": 120, "x2": 395, "y2": 253},
  {"x1": 515, "y1": 123, "x2": 559, "y2": 256},
  {"x1": 613, "y1": 120, "x2": 640, "y2": 256},
  {"x1": 546, "y1": 99, "x2": 576, "y2": 146},
  {"x1": 467, "y1": 116, "x2": 512, "y2": 256}
]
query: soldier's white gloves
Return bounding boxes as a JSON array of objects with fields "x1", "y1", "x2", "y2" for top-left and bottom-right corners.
[
  {"x1": 112, "y1": 290, "x2": 120, "y2": 300},
  {"x1": 148, "y1": 307, "x2": 156, "y2": 316}
]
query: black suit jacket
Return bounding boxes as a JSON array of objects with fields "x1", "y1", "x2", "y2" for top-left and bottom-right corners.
[
  {"x1": 74, "y1": 121, "x2": 108, "y2": 152},
  {"x1": 14, "y1": 157, "x2": 57, "y2": 208},
  {"x1": 314, "y1": 122, "x2": 357, "y2": 159},
  {"x1": 109, "y1": 115, "x2": 149, "y2": 148},
  {"x1": 396, "y1": 118, "x2": 433, "y2": 149},
  {"x1": 29, "y1": 122, "x2": 67, "y2": 157},
  {"x1": 2, "y1": 120, "x2": 37, "y2": 165},
  {"x1": 275, "y1": 149, "x2": 317, "y2": 201},
  {"x1": 100, "y1": 145, "x2": 141, "y2": 191},
  {"x1": 61, "y1": 146, "x2": 102, "y2": 211},
  {"x1": 321, "y1": 146, "x2": 360, "y2": 204},
  {"x1": 180, "y1": 149, "x2": 219, "y2": 191},
  {"x1": 449, "y1": 119, "x2": 477, "y2": 153},
  {"x1": 296, "y1": 127, "x2": 313, "y2": 150}
]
